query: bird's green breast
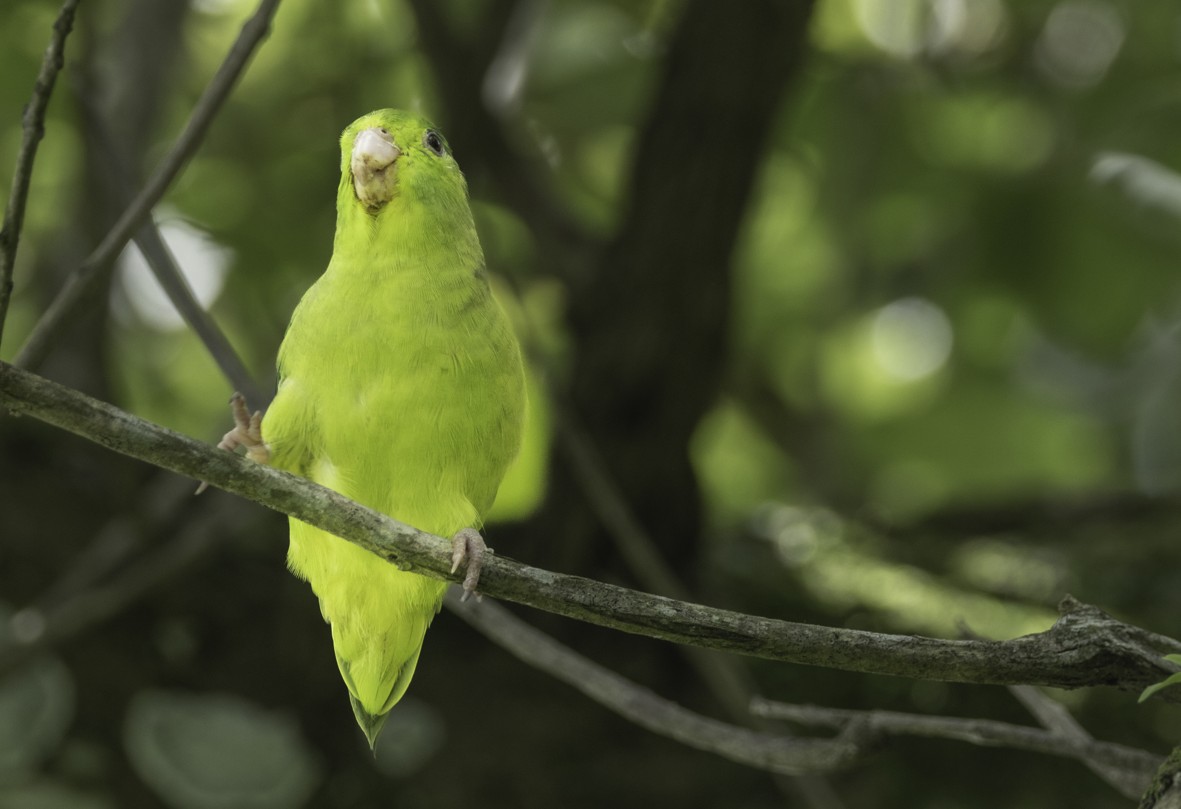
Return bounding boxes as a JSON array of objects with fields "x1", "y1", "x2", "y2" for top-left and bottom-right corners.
[
  {"x1": 272, "y1": 255, "x2": 524, "y2": 537},
  {"x1": 266, "y1": 247, "x2": 525, "y2": 716}
]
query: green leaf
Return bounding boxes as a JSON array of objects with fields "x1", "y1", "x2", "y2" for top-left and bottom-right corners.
[
  {"x1": 1138, "y1": 656, "x2": 1181, "y2": 703},
  {"x1": 124, "y1": 690, "x2": 321, "y2": 809},
  {"x1": 0, "y1": 606, "x2": 75, "y2": 780}
]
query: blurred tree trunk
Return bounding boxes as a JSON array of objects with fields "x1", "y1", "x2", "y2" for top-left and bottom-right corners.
[
  {"x1": 402, "y1": 3, "x2": 822, "y2": 805},
  {"x1": 534, "y1": 0, "x2": 815, "y2": 582}
]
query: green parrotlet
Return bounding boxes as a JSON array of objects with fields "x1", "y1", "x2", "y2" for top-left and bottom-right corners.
[{"x1": 217, "y1": 109, "x2": 526, "y2": 747}]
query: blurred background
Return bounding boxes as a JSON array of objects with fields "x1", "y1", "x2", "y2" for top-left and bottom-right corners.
[{"x1": 3, "y1": 0, "x2": 1181, "y2": 806}]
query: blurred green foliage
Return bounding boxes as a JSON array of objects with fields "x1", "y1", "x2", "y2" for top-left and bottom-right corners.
[{"x1": 5, "y1": 0, "x2": 1181, "y2": 807}]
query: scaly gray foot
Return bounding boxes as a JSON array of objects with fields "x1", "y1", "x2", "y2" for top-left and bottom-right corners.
[
  {"x1": 196, "y1": 393, "x2": 270, "y2": 494},
  {"x1": 450, "y1": 527, "x2": 490, "y2": 602},
  {"x1": 218, "y1": 393, "x2": 270, "y2": 462}
]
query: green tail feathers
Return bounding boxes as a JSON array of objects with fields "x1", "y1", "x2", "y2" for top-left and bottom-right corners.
[
  {"x1": 350, "y1": 694, "x2": 390, "y2": 751},
  {"x1": 336, "y1": 638, "x2": 425, "y2": 747}
]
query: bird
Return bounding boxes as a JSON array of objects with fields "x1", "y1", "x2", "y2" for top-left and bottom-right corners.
[{"x1": 215, "y1": 108, "x2": 526, "y2": 747}]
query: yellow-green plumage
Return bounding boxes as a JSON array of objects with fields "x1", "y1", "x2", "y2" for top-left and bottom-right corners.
[{"x1": 261, "y1": 110, "x2": 525, "y2": 745}]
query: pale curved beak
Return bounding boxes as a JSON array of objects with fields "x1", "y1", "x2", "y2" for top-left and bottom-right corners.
[{"x1": 351, "y1": 128, "x2": 401, "y2": 210}]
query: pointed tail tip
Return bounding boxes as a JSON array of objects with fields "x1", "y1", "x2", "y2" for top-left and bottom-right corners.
[{"x1": 349, "y1": 694, "x2": 389, "y2": 752}]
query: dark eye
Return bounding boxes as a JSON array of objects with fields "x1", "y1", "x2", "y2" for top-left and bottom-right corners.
[{"x1": 424, "y1": 130, "x2": 446, "y2": 156}]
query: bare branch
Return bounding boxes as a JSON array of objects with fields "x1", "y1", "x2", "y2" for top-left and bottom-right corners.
[
  {"x1": 14, "y1": 0, "x2": 283, "y2": 371},
  {"x1": 445, "y1": 591, "x2": 856, "y2": 775},
  {"x1": 559, "y1": 411, "x2": 762, "y2": 709},
  {"x1": 0, "y1": 0, "x2": 82, "y2": 350},
  {"x1": 559, "y1": 414, "x2": 846, "y2": 808},
  {"x1": 78, "y1": 96, "x2": 264, "y2": 404},
  {"x1": 1140, "y1": 747, "x2": 1181, "y2": 809},
  {"x1": 3, "y1": 360, "x2": 1181, "y2": 697},
  {"x1": 0, "y1": 490, "x2": 256, "y2": 678},
  {"x1": 1009, "y1": 684, "x2": 1149, "y2": 798},
  {"x1": 751, "y1": 698, "x2": 1160, "y2": 796},
  {"x1": 559, "y1": 416, "x2": 689, "y2": 599},
  {"x1": 35, "y1": 472, "x2": 199, "y2": 607}
]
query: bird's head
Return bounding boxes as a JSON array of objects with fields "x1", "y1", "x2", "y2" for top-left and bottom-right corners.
[{"x1": 338, "y1": 109, "x2": 467, "y2": 215}]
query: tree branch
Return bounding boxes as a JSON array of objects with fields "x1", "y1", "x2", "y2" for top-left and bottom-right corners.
[
  {"x1": 559, "y1": 413, "x2": 846, "y2": 808},
  {"x1": 1140, "y1": 747, "x2": 1181, "y2": 809},
  {"x1": 0, "y1": 489, "x2": 257, "y2": 678},
  {"x1": 13, "y1": 0, "x2": 282, "y2": 371},
  {"x1": 445, "y1": 590, "x2": 857, "y2": 775},
  {"x1": 0, "y1": 0, "x2": 82, "y2": 350},
  {"x1": 2, "y1": 359, "x2": 1181, "y2": 697},
  {"x1": 750, "y1": 698, "x2": 1160, "y2": 796},
  {"x1": 1009, "y1": 684, "x2": 1149, "y2": 798},
  {"x1": 31, "y1": 472, "x2": 208, "y2": 606},
  {"x1": 78, "y1": 94, "x2": 264, "y2": 404},
  {"x1": 559, "y1": 411, "x2": 762, "y2": 707}
]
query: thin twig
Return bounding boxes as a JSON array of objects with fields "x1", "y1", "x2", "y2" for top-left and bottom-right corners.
[
  {"x1": 78, "y1": 95, "x2": 264, "y2": 404},
  {"x1": 36, "y1": 472, "x2": 199, "y2": 608},
  {"x1": 1008, "y1": 685, "x2": 1149, "y2": 798},
  {"x1": 0, "y1": 490, "x2": 255, "y2": 678},
  {"x1": 560, "y1": 415, "x2": 846, "y2": 809},
  {"x1": 0, "y1": 0, "x2": 82, "y2": 350},
  {"x1": 559, "y1": 417, "x2": 690, "y2": 598},
  {"x1": 750, "y1": 698, "x2": 1161, "y2": 794},
  {"x1": 445, "y1": 591, "x2": 856, "y2": 775},
  {"x1": 450, "y1": 593, "x2": 1159, "y2": 782},
  {"x1": 560, "y1": 407, "x2": 801, "y2": 701},
  {"x1": 4, "y1": 360, "x2": 1181, "y2": 697},
  {"x1": 14, "y1": 0, "x2": 283, "y2": 371}
]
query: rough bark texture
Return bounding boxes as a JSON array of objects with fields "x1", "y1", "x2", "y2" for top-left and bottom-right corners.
[
  {"x1": 6, "y1": 362, "x2": 1181, "y2": 702},
  {"x1": 1141, "y1": 748, "x2": 1181, "y2": 809}
]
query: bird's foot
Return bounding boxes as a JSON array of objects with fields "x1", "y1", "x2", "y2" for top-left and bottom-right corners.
[
  {"x1": 196, "y1": 393, "x2": 270, "y2": 494},
  {"x1": 219, "y1": 393, "x2": 270, "y2": 462},
  {"x1": 450, "y1": 528, "x2": 490, "y2": 602}
]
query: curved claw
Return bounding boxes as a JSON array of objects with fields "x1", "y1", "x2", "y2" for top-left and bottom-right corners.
[
  {"x1": 196, "y1": 392, "x2": 270, "y2": 494},
  {"x1": 218, "y1": 392, "x2": 270, "y2": 463},
  {"x1": 450, "y1": 528, "x2": 490, "y2": 602}
]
